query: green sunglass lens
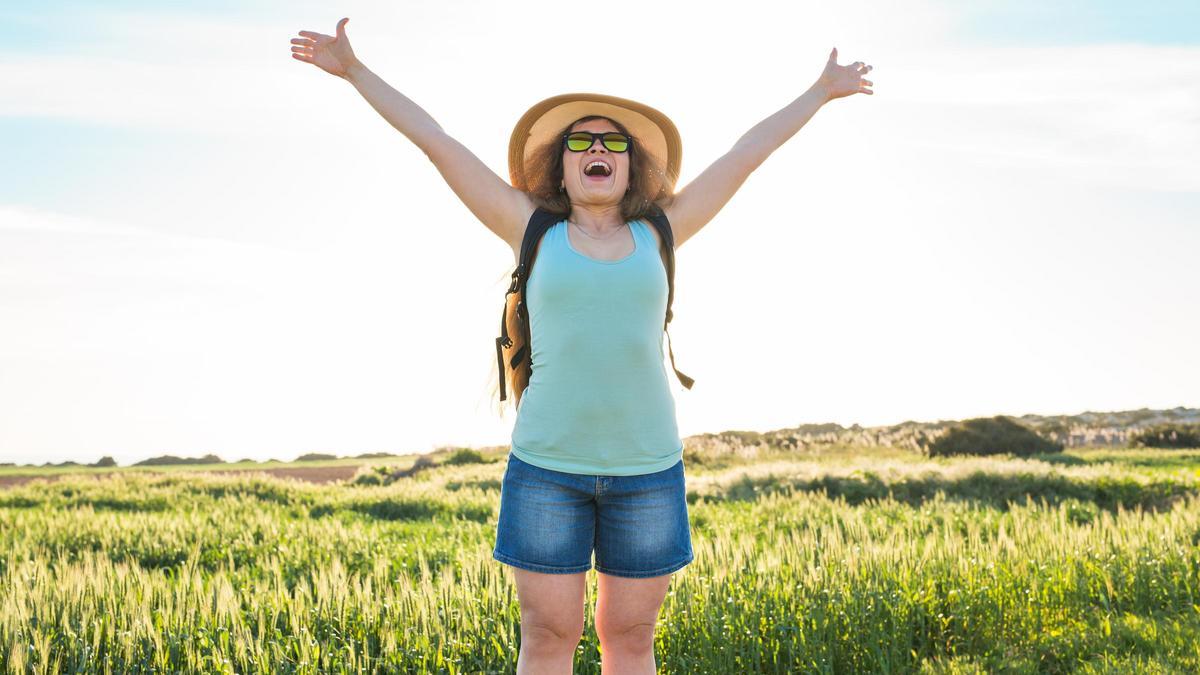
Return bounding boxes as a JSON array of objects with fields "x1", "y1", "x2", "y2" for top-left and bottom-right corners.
[
  {"x1": 602, "y1": 134, "x2": 629, "y2": 152},
  {"x1": 566, "y1": 134, "x2": 594, "y2": 151},
  {"x1": 565, "y1": 133, "x2": 630, "y2": 152}
]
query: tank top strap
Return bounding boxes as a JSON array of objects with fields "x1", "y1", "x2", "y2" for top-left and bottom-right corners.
[{"x1": 629, "y1": 218, "x2": 650, "y2": 249}]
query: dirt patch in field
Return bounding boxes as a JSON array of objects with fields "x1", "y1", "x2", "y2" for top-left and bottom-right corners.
[
  {"x1": 0, "y1": 465, "x2": 361, "y2": 489},
  {"x1": 222, "y1": 466, "x2": 360, "y2": 484},
  {"x1": 0, "y1": 475, "x2": 50, "y2": 489}
]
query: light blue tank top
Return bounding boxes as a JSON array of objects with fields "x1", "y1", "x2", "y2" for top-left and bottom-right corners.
[{"x1": 510, "y1": 218, "x2": 684, "y2": 476}]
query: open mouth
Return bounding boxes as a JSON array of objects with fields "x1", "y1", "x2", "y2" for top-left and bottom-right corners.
[{"x1": 584, "y1": 160, "x2": 612, "y2": 179}]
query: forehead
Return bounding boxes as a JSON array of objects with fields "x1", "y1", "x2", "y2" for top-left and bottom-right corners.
[{"x1": 570, "y1": 118, "x2": 620, "y2": 133}]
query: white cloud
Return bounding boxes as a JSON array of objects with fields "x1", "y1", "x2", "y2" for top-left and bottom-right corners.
[
  {"x1": 3, "y1": 5, "x2": 1195, "y2": 191},
  {"x1": 872, "y1": 44, "x2": 1200, "y2": 192}
]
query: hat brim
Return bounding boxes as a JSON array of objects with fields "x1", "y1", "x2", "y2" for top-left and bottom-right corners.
[{"x1": 508, "y1": 93, "x2": 682, "y2": 193}]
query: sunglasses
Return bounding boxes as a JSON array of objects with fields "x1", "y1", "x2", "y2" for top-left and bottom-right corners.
[{"x1": 562, "y1": 131, "x2": 632, "y2": 153}]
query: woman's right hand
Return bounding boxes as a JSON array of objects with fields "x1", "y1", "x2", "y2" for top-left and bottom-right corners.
[{"x1": 291, "y1": 17, "x2": 359, "y2": 79}]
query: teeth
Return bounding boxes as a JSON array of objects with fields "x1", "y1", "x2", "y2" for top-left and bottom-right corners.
[{"x1": 586, "y1": 161, "x2": 611, "y2": 176}]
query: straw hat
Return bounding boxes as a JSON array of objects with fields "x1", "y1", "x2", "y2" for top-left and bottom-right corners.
[{"x1": 508, "y1": 92, "x2": 683, "y2": 192}]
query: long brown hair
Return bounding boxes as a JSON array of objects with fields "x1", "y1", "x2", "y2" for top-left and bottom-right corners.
[{"x1": 490, "y1": 115, "x2": 679, "y2": 414}]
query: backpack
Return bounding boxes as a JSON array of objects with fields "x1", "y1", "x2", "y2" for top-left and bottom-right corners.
[{"x1": 494, "y1": 203, "x2": 695, "y2": 403}]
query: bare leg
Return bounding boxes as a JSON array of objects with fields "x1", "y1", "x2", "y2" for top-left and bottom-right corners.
[
  {"x1": 512, "y1": 567, "x2": 587, "y2": 675},
  {"x1": 594, "y1": 571, "x2": 673, "y2": 675}
]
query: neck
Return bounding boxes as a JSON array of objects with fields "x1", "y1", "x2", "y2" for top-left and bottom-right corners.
[{"x1": 567, "y1": 202, "x2": 625, "y2": 233}]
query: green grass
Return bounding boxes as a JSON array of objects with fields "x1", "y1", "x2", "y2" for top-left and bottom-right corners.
[{"x1": 2, "y1": 446, "x2": 1199, "y2": 673}]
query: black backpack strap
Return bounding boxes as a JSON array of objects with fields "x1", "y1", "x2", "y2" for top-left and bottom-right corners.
[
  {"x1": 495, "y1": 207, "x2": 564, "y2": 401},
  {"x1": 643, "y1": 204, "x2": 695, "y2": 390}
]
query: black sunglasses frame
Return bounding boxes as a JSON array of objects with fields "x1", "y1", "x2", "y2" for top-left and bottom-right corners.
[{"x1": 561, "y1": 131, "x2": 634, "y2": 153}]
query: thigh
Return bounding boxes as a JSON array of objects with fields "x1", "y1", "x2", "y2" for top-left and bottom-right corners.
[
  {"x1": 512, "y1": 567, "x2": 587, "y2": 639},
  {"x1": 493, "y1": 452, "x2": 596, "y2": 574},
  {"x1": 593, "y1": 459, "x2": 693, "y2": 578},
  {"x1": 595, "y1": 571, "x2": 672, "y2": 639}
]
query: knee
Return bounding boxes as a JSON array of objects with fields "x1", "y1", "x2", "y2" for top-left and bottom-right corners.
[
  {"x1": 596, "y1": 620, "x2": 657, "y2": 655},
  {"x1": 520, "y1": 617, "x2": 584, "y2": 653}
]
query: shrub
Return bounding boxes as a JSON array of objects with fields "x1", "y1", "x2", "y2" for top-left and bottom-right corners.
[
  {"x1": 442, "y1": 448, "x2": 487, "y2": 466},
  {"x1": 295, "y1": 453, "x2": 339, "y2": 462},
  {"x1": 90, "y1": 456, "x2": 117, "y2": 467},
  {"x1": 927, "y1": 416, "x2": 1062, "y2": 458},
  {"x1": 351, "y1": 472, "x2": 384, "y2": 487},
  {"x1": 347, "y1": 457, "x2": 437, "y2": 486},
  {"x1": 1129, "y1": 423, "x2": 1200, "y2": 449},
  {"x1": 391, "y1": 455, "x2": 437, "y2": 478},
  {"x1": 133, "y1": 453, "x2": 224, "y2": 466}
]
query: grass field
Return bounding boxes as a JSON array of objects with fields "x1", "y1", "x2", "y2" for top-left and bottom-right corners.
[{"x1": 2, "y1": 444, "x2": 1199, "y2": 673}]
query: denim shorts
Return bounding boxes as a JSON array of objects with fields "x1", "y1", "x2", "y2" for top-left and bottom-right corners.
[{"x1": 492, "y1": 452, "x2": 694, "y2": 578}]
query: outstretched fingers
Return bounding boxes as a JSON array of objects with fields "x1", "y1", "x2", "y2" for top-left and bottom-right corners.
[
  {"x1": 290, "y1": 37, "x2": 315, "y2": 55},
  {"x1": 291, "y1": 31, "x2": 324, "y2": 65},
  {"x1": 290, "y1": 35, "x2": 314, "y2": 62},
  {"x1": 851, "y1": 60, "x2": 874, "y2": 95}
]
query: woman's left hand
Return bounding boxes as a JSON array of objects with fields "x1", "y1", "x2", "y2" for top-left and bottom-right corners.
[{"x1": 814, "y1": 47, "x2": 873, "y2": 101}]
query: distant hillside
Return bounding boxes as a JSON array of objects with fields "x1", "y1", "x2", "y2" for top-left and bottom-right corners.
[
  {"x1": 684, "y1": 407, "x2": 1200, "y2": 454},
  {"x1": 8, "y1": 407, "x2": 1195, "y2": 472}
]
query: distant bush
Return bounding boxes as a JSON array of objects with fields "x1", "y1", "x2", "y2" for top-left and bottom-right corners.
[
  {"x1": 354, "y1": 452, "x2": 399, "y2": 459},
  {"x1": 349, "y1": 455, "x2": 442, "y2": 486},
  {"x1": 1129, "y1": 423, "x2": 1200, "y2": 449},
  {"x1": 90, "y1": 456, "x2": 117, "y2": 467},
  {"x1": 442, "y1": 448, "x2": 488, "y2": 466},
  {"x1": 927, "y1": 416, "x2": 1062, "y2": 458},
  {"x1": 295, "y1": 453, "x2": 339, "y2": 462},
  {"x1": 133, "y1": 453, "x2": 225, "y2": 466},
  {"x1": 393, "y1": 455, "x2": 437, "y2": 478},
  {"x1": 692, "y1": 430, "x2": 767, "y2": 446},
  {"x1": 351, "y1": 472, "x2": 384, "y2": 487},
  {"x1": 351, "y1": 465, "x2": 392, "y2": 486},
  {"x1": 41, "y1": 460, "x2": 81, "y2": 467}
]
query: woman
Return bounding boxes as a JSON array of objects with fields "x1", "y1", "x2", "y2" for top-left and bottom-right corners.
[{"x1": 291, "y1": 17, "x2": 872, "y2": 674}]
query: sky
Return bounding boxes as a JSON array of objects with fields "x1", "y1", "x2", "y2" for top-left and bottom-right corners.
[{"x1": 1, "y1": 0, "x2": 1197, "y2": 466}]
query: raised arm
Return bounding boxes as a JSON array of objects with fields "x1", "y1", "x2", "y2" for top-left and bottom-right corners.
[
  {"x1": 290, "y1": 18, "x2": 535, "y2": 252},
  {"x1": 664, "y1": 47, "x2": 873, "y2": 249}
]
